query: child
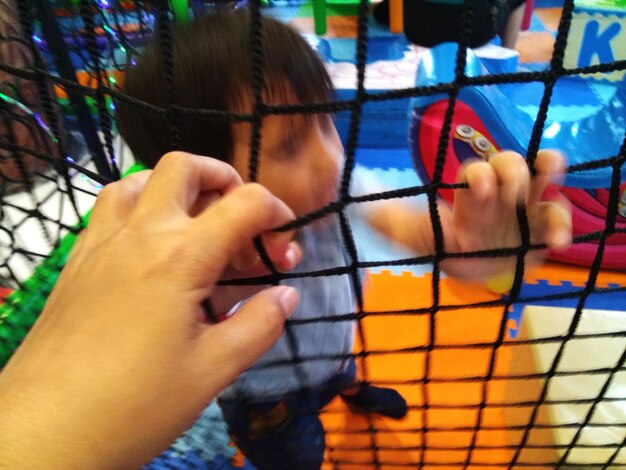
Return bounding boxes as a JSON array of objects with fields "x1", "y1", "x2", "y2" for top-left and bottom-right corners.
[{"x1": 116, "y1": 10, "x2": 571, "y2": 470}]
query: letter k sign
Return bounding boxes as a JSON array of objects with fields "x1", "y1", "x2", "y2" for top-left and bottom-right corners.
[{"x1": 578, "y1": 20, "x2": 622, "y2": 67}]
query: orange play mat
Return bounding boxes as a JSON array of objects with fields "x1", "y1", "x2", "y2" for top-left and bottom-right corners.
[{"x1": 320, "y1": 263, "x2": 626, "y2": 469}]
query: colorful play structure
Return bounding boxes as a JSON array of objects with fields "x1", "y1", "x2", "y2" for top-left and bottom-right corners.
[{"x1": 410, "y1": 36, "x2": 626, "y2": 269}]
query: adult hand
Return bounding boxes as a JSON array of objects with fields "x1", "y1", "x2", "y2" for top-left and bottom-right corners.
[{"x1": 0, "y1": 152, "x2": 300, "y2": 469}]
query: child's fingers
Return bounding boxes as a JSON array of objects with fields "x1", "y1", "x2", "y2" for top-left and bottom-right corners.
[
  {"x1": 458, "y1": 159, "x2": 497, "y2": 205},
  {"x1": 529, "y1": 150, "x2": 567, "y2": 205},
  {"x1": 453, "y1": 160, "x2": 498, "y2": 231},
  {"x1": 488, "y1": 151, "x2": 531, "y2": 208},
  {"x1": 533, "y1": 199, "x2": 572, "y2": 251}
]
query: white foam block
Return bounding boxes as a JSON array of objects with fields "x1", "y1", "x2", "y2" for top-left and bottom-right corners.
[{"x1": 504, "y1": 305, "x2": 626, "y2": 465}]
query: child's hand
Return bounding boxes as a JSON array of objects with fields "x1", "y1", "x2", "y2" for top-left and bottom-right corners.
[{"x1": 440, "y1": 149, "x2": 572, "y2": 286}]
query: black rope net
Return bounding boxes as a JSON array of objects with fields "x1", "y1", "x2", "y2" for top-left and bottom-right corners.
[{"x1": 1, "y1": 0, "x2": 625, "y2": 468}]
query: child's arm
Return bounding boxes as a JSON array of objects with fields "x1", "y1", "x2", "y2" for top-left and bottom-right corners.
[{"x1": 364, "y1": 150, "x2": 572, "y2": 285}]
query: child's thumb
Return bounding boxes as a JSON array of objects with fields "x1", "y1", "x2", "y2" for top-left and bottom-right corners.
[{"x1": 197, "y1": 286, "x2": 299, "y2": 390}]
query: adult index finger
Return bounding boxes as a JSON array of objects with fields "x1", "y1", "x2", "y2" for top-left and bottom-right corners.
[
  {"x1": 185, "y1": 183, "x2": 297, "y2": 291},
  {"x1": 131, "y1": 152, "x2": 244, "y2": 223}
]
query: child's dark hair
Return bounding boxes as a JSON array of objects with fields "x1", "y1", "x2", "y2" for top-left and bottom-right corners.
[{"x1": 117, "y1": 9, "x2": 333, "y2": 169}]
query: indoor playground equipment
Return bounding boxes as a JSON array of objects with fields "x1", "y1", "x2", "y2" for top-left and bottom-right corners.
[
  {"x1": 410, "y1": 41, "x2": 626, "y2": 270},
  {"x1": 2, "y1": 0, "x2": 626, "y2": 468},
  {"x1": 563, "y1": 0, "x2": 626, "y2": 83}
]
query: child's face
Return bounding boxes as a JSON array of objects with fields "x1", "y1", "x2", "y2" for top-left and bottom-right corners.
[{"x1": 231, "y1": 112, "x2": 344, "y2": 219}]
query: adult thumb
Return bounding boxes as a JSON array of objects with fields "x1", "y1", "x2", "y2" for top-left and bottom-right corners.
[{"x1": 196, "y1": 285, "x2": 300, "y2": 391}]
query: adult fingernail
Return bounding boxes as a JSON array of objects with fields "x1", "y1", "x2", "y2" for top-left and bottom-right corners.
[
  {"x1": 276, "y1": 286, "x2": 299, "y2": 319},
  {"x1": 283, "y1": 241, "x2": 301, "y2": 270},
  {"x1": 285, "y1": 244, "x2": 298, "y2": 268}
]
